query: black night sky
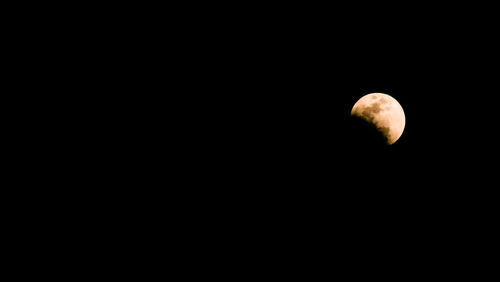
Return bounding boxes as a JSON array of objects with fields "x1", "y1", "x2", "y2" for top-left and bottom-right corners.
[
  {"x1": 8, "y1": 2, "x2": 500, "y2": 277},
  {"x1": 29, "y1": 2, "x2": 497, "y2": 273},
  {"x1": 167, "y1": 4, "x2": 500, "y2": 263}
]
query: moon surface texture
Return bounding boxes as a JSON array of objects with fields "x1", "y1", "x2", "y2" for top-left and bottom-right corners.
[{"x1": 351, "y1": 93, "x2": 405, "y2": 145}]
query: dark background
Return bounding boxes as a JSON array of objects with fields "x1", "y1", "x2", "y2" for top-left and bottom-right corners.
[
  {"x1": 160, "y1": 4, "x2": 499, "y2": 264},
  {"x1": 175, "y1": 6, "x2": 497, "y2": 194},
  {"x1": 9, "y1": 3, "x2": 498, "y2": 274}
]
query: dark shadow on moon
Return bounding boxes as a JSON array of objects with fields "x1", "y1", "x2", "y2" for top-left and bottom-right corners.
[
  {"x1": 354, "y1": 102, "x2": 392, "y2": 143},
  {"x1": 348, "y1": 114, "x2": 390, "y2": 148}
]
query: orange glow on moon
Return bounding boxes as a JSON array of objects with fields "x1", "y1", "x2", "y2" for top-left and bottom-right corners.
[{"x1": 351, "y1": 93, "x2": 405, "y2": 145}]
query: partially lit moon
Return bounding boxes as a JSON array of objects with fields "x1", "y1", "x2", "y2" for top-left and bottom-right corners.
[{"x1": 351, "y1": 93, "x2": 405, "y2": 145}]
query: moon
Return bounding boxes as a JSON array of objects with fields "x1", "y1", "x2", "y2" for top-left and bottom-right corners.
[{"x1": 351, "y1": 93, "x2": 405, "y2": 145}]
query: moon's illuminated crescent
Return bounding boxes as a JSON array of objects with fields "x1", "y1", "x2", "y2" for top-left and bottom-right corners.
[{"x1": 351, "y1": 93, "x2": 405, "y2": 145}]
